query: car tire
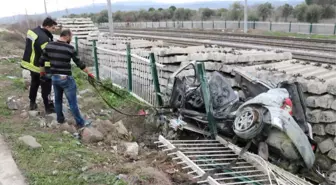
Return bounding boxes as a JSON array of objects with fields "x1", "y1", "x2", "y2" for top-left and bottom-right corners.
[{"x1": 233, "y1": 106, "x2": 265, "y2": 140}]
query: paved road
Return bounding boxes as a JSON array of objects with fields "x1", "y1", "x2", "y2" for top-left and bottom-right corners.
[{"x1": 0, "y1": 134, "x2": 26, "y2": 185}]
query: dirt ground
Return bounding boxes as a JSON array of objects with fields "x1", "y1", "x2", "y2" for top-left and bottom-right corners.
[{"x1": 0, "y1": 30, "x2": 192, "y2": 185}]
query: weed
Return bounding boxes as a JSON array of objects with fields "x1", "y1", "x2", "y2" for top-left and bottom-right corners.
[{"x1": 263, "y1": 31, "x2": 336, "y2": 40}]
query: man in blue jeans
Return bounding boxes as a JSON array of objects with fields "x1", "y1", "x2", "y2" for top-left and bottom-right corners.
[{"x1": 39, "y1": 29, "x2": 94, "y2": 129}]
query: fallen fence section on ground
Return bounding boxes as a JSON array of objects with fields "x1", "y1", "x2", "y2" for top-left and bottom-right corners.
[{"x1": 155, "y1": 135, "x2": 313, "y2": 185}]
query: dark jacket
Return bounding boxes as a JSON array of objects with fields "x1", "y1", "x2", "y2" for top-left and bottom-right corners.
[
  {"x1": 39, "y1": 40, "x2": 86, "y2": 76},
  {"x1": 21, "y1": 26, "x2": 53, "y2": 73}
]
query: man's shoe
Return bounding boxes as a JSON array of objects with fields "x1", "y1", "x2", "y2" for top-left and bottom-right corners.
[
  {"x1": 45, "y1": 103, "x2": 55, "y2": 114},
  {"x1": 30, "y1": 102, "x2": 38, "y2": 110}
]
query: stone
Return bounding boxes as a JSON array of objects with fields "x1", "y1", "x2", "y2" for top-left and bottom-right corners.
[
  {"x1": 96, "y1": 120, "x2": 114, "y2": 136},
  {"x1": 331, "y1": 100, "x2": 336, "y2": 111},
  {"x1": 313, "y1": 124, "x2": 326, "y2": 136},
  {"x1": 79, "y1": 89, "x2": 93, "y2": 95},
  {"x1": 307, "y1": 81, "x2": 328, "y2": 95},
  {"x1": 307, "y1": 109, "x2": 321, "y2": 123},
  {"x1": 318, "y1": 139, "x2": 335, "y2": 154},
  {"x1": 60, "y1": 123, "x2": 77, "y2": 134},
  {"x1": 81, "y1": 127, "x2": 104, "y2": 143},
  {"x1": 316, "y1": 94, "x2": 335, "y2": 109},
  {"x1": 320, "y1": 111, "x2": 336, "y2": 123},
  {"x1": 327, "y1": 80, "x2": 336, "y2": 95},
  {"x1": 45, "y1": 113, "x2": 57, "y2": 123},
  {"x1": 20, "y1": 111, "x2": 28, "y2": 119},
  {"x1": 49, "y1": 120, "x2": 60, "y2": 129},
  {"x1": 122, "y1": 142, "x2": 139, "y2": 159},
  {"x1": 6, "y1": 96, "x2": 19, "y2": 110},
  {"x1": 28, "y1": 110, "x2": 39, "y2": 117},
  {"x1": 328, "y1": 148, "x2": 336, "y2": 161},
  {"x1": 326, "y1": 124, "x2": 336, "y2": 136},
  {"x1": 19, "y1": 135, "x2": 42, "y2": 149},
  {"x1": 39, "y1": 119, "x2": 46, "y2": 128},
  {"x1": 114, "y1": 120, "x2": 128, "y2": 136}
]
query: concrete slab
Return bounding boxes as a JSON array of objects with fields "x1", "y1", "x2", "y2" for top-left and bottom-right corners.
[{"x1": 0, "y1": 134, "x2": 26, "y2": 185}]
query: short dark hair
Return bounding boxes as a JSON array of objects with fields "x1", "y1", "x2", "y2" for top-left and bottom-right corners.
[
  {"x1": 60, "y1": 29, "x2": 72, "y2": 37},
  {"x1": 42, "y1": 17, "x2": 57, "y2": 27}
]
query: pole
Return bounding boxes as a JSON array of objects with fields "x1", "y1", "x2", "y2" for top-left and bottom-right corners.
[
  {"x1": 126, "y1": 43, "x2": 132, "y2": 92},
  {"x1": 44, "y1": 0, "x2": 48, "y2": 16},
  {"x1": 106, "y1": 0, "x2": 114, "y2": 36},
  {"x1": 25, "y1": 8, "x2": 30, "y2": 29},
  {"x1": 93, "y1": 40, "x2": 100, "y2": 80},
  {"x1": 149, "y1": 53, "x2": 163, "y2": 106},
  {"x1": 244, "y1": 0, "x2": 248, "y2": 33}
]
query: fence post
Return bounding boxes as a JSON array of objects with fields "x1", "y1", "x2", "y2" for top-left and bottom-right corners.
[
  {"x1": 269, "y1": 21, "x2": 272, "y2": 31},
  {"x1": 334, "y1": 23, "x2": 336, "y2": 35},
  {"x1": 182, "y1": 21, "x2": 184, "y2": 28},
  {"x1": 92, "y1": 40, "x2": 100, "y2": 80},
  {"x1": 201, "y1": 20, "x2": 204, "y2": 30},
  {"x1": 225, "y1": 20, "x2": 227, "y2": 29},
  {"x1": 196, "y1": 62, "x2": 217, "y2": 138},
  {"x1": 152, "y1": 21, "x2": 154, "y2": 28},
  {"x1": 126, "y1": 43, "x2": 132, "y2": 92},
  {"x1": 75, "y1": 36, "x2": 79, "y2": 55},
  {"x1": 289, "y1": 21, "x2": 292, "y2": 32},
  {"x1": 253, "y1": 21, "x2": 256, "y2": 29},
  {"x1": 310, "y1": 23, "x2": 313, "y2": 34},
  {"x1": 212, "y1": 20, "x2": 215, "y2": 29},
  {"x1": 191, "y1": 21, "x2": 193, "y2": 29},
  {"x1": 173, "y1": 21, "x2": 176, "y2": 28},
  {"x1": 149, "y1": 53, "x2": 163, "y2": 106},
  {"x1": 238, "y1": 19, "x2": 240, "y2": 29}
]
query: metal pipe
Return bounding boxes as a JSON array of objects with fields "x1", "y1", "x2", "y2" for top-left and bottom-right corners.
[
  {"x1": 244, "y1": 0, "x2": 248, "y2": 33},
  {"x1": 106, "y1": 0, "x2": 114, "y2": 36}
]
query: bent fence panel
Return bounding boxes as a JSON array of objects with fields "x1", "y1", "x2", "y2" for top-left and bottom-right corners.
[{"x1": 95, "y1": 46, "x2": 165, "y2": 105}]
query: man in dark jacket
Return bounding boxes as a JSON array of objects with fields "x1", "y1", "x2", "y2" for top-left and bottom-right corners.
[
  {"x1": 39, "y1": 29, "x2": 94, "y2": 128},
  {"x1": 21, "y1": 17, "x2": 57, "y2": 114}
]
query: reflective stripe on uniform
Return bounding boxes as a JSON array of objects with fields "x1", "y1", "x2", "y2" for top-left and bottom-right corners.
[
  {"x1": 45, "y1": 61, "x2": 51, "y2": 67},
  {"x1": 27, "y1": 30, "x2": 38, "y2": 41},
  {"x1": 21, "y1": 60, "x2": 40, "y2": 73},
  {"x1": 41, "y1": 42, "x2": 48, "y2": 49}
]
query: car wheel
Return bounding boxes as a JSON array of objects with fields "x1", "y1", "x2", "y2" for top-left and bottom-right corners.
[{"x1": 233, "y1": 106, "x2": 264, "y2": 140}]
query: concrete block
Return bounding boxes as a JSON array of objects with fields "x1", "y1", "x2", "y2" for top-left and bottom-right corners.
[
  {"x1": 331, "y1": 100, "x2": 336, "y2": 111},
  {"x1": 314, "y1": 135, "x2": 328, "y2": 143},
  {"x1": 313, "y1": 124, "x2": 326, "y2": 136},
  {"x1": 328, "y1": 148, "x2": 336, "y2": 161},
  {"x1": 306, "y1": 96, "x2": 318, "y2": 108},
  {"x1": 318, "y1": 138, "x2": 335, "y2": 154},
  {"x1": 307, "y1": 109, "x2": 322, "y2": 123},
  {"x1": 316, "y1": 94, "x2": 335, "y2": 109},
  {"x1": 320, "y1": 111, "x2": 336, "y2": 123},
  {"x1": 307, "y1": 81, "x2": 328, "y2": 95},
  {"x1": 327, "y1": 80, "x2": 336, "y2": 95},
  {"x1": 326, "y1": 124, "x2": 336, "y2": 136}
]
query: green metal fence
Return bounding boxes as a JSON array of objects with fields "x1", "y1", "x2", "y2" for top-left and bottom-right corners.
[{"x1": 76, "y1": 38, "x2": 165, "y2": 106}]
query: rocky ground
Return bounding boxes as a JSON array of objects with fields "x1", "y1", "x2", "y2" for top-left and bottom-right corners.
[{"x1": 0, "y1": 30, "x2": 192, "y2": 185}]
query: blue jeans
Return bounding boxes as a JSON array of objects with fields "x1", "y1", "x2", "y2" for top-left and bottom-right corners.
[{"x1": 52, "y1": 75, "x2": 85, "y2": 127}]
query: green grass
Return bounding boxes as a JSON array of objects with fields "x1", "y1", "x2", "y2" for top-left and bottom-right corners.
[
  {"x1": 263, "y1": 31, "x2": 336, "y2": 40},
  {"x1": 0, "y1": 122, "x2": 127, "y2": 185}
]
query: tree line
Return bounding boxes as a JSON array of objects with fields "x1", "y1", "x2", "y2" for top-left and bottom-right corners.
[{"x1": 65, "y1": 0, "x2": 336, "y2": 23}]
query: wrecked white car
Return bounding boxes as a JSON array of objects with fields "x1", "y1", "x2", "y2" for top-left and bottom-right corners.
[{"x1": 162, "y1": 61, "x2": 335, "y2": 184}]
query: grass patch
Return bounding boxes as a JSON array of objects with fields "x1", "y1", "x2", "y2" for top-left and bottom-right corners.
[
  {"x1": 0, "y1": 122, "x2": 126, "y2": 185},
  {"x1": 263, "y1": 31, "x2": 336, "y2": 40}
]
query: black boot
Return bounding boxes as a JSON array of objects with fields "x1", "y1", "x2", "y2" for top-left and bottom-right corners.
[
  {"x1": 30, "y1": 102, "x2": 38, "y2": 110},
  {"x1": 45, "y1": 102, "x2": 55, "y2": 114}
]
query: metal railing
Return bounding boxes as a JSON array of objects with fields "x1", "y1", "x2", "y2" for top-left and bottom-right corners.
[
  {"x1": 76, "y1": 37, "x2": 165, "y2": 106},
  {"x1": 99, "y1": 21, "x2": 336, "y2": 35}
]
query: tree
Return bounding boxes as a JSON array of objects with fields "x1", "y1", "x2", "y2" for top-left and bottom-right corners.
[
  {"x1": 169, "y1": 6, "x2": 177, "y2": 12},
  {"x1": 216, "y1": 8, "x2": 228, "y2": 17},
  {"x1": 229, "y1": 2, "x2": 244, "y2": 20},
  {"x1": 306, "y1": 4, "x2": 323, "y2": 23},
  {"x1": 158, "y1": 8, "x2": 163, "y2": 11},
  {"x1": 294, "y1": 3, "x2": 308, "y2": 22},
  {"x1": 96, "y1": 10, "x2": 108, "y2": 23},
  {"x1": 173, "y1": 8, "x2": 194, "y2": 21},
  {"x1": 322, "y1": 6, "x2": 336, "y2": 18},
  {"x1": 281, "y1": 4, "x2": 294, "y2": 22},
  {"x1": 305, "y1": 0, "x2": 313, "y2": 5},
  {"x1": 200, "y1": 8, "x2": 215, "y2": 20},
  {"x1": 248, "y1": 12, "x2": 259, "y2": 21},
  {"x1": 258, "y1": 2, "x2": 273, "y2": 21},
  {"x1": 148, "y1": 7, "x2": 155, "y2": 12}
]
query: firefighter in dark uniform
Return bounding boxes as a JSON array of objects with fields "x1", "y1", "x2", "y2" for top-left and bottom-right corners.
[{"x1": 21, "y1": 17, "x2": 57, "y2": 114}]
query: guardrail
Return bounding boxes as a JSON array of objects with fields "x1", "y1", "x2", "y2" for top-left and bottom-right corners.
[
  {"x1": 75, "y1": 36, "x2": 165, "y2": 106},
  {"x1": 98, "y1": 21, "x2": 336, "y2": 35}
]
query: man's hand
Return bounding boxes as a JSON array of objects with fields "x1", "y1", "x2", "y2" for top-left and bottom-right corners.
[
  {"x1": 40, "y1": 72, "x2": 47, "y2": 83},
  {"x1": 88, "y1": 73, "x2": 94, "y2": 78}
]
